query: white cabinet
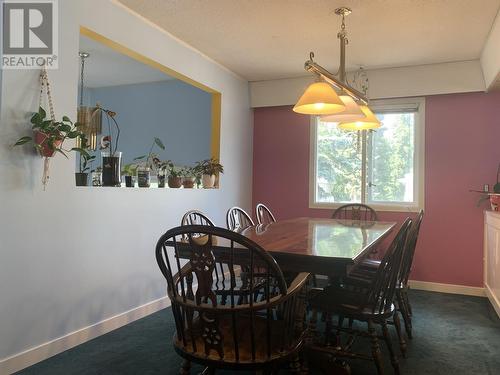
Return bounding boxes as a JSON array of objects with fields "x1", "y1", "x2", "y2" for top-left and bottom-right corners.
[{"x1": 484, "y1": 211, "x2": 500, "y2": 317}]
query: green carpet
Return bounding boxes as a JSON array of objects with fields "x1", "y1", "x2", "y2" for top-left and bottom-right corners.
[{"x1": 17, "y1": 290, "x2": 500, "y2": 374}]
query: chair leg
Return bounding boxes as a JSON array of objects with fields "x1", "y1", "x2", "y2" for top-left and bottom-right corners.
[
  {"x1": 368, "y1": 320, "x2": 384, "y2": 375},
  {"x1": 393, "y1": 310, "x2": 407, "y2": 357},
  {"x1": 290, "y1": 353, "x2": 302, "y2": 373},
  {"x1": 403, "y1": 287, "x2": 413, "y2": 317},
  {"x1": 180, "y1": 359, "x2": 191, "y2": 375},
  {"x1": 381, "y1": 320, "x2": 400, "y2": 375},
  {"x1": 336, "y1": 315, "x2": 344, "y2": 346},
  {"x1": 397, "y1": 290, "x2": 413, "y2": 340},
  {"x1": 368, "y1": 319, "x2": 384, "y2": 375},
  {"x1": 201, "y1": 367, "x2": 215, "y2": 375}
]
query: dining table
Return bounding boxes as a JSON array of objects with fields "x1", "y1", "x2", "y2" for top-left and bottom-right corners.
[{"x1": 239, "y1": 217, "x2": 397, "y2": 278}]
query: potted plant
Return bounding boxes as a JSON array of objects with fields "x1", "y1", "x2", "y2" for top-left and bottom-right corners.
[
  {"x1": 475, "y1": 164, "x2": 500, "y2": 211},
  {"x1": 75, "y1": 135, "x2": 96, "y2": 187},
  {"x1": 181, "y1": 166, "x2": 196, "y2": 189},
  {"x1": 14, "y1": 107, "x2": 87, "y2": 188},
  {"x1": 96, "y1": 107, "x2": 122, "y2": 187},
  {"x1": 195, "y1": 158, "x2": 224, "y2": 188},
  {"x1": 167, "y1": 162, "x2": 183, "y2": 188},
  {"x1": 122, "y1": 163, "x2": 138, "y2": 187},
  {"x1": 134, "y1": 137, "x2": 166, "y2": 188}
]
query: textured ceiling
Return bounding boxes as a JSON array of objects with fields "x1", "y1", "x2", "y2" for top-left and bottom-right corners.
[{"x1": 117, "y1": 0, "x2": 500, "y2": 81}]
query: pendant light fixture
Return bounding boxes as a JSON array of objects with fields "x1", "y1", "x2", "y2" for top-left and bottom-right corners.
[
  {"x1": 293, "y1": 77, "x2": 346, "y2": 115},
  {"x1": 294, "y1": 7, "x2": 381, "y2": 130}
]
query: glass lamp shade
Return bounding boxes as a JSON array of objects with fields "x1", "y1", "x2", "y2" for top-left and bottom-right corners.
[
  {"x1": 320, "y1": 95, "x2": 364, "y2": 123},
  {"x1": 338, "y1": 105, "x2": 381, "y2": 130},
  {"x1": 293, "y1": 82, "x2": 346, "y2": 115}
]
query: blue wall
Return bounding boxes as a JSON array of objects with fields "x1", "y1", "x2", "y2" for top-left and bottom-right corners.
[{"x1": 88, "y1": 79, "x2": 212, "y2": 167}]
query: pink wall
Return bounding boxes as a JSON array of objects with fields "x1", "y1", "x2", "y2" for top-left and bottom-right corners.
[{"x1": 252, "y1": 91, "x2": 500, "y2": 287}]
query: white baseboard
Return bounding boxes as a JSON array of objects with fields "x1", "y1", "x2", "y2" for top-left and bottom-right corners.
[
  {"x1": 408, "y1": 280, "x2": 485, "y2": 297},
  {"x1": 485, "y1": 284, "x2": 500, "y2": 318},
  {"x1": 0, "y1": 296, "x2": 170, "y2": 375}
]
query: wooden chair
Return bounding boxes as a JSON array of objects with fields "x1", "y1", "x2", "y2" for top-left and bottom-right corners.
[
  {"x1": 226, "y1": 207, "x2": 255, "y2": 232},
  {"x1": 181, "y1": 210, "x2": 216, "y2": 227},
  {"x1": 332, "y1": 203, "x2": 378, "y2": 221},
  {"x1": 256, "y1": 203, "x2": 277, "y2": 225},
  {"x1": 308, "y1": 218, "x2": 412, "y2": 375},
  {"x1": 156, "y1": 225, "x2": 309, "y2": 374},
  {"x1": 350, "y1": 210, "x2": 424, "y2": 341}
]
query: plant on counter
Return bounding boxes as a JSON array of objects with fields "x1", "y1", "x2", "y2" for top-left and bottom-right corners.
[
  {"x1": 122, "y1": 163, "x2": 138, "y2": 187},
  {"x1": 156, "y1": 159, "x2": 171, "y2": 188},
  {"x1": 133, "y1": 137, "x2": 166, "y2": 188},
  {"x1": 97, "y1": 106, "x2": 122, "y2": 187},
  {"x1": 477, "y1": 163, "x2": 500, "y2": 211},
  {"x1": 180, "y1": 166, "x2": 197, "y2": 189},
  {"x1": 166, "y1": 162, "x2": 183, "y2": 188},
  {"x1": 194, "y1": 158, "x2": 224, "y2": 188},
  {"x1": 74, "y1": 135, "x2": 96, "y2": 187},
  {"x1": 133, "y1": 137, "x2": 165, "y2": 171}
]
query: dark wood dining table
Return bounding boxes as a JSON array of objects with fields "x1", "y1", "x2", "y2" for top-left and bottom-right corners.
[{"x1": 240, "y1": 217, "x2": 397, "y2": 277}]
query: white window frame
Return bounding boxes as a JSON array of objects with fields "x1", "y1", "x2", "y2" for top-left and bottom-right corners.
[{"x1": 309, "y1": 97, "x2": 425, "y2": 213}]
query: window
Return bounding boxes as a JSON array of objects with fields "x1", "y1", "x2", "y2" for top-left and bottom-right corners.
[{"x1": 310, "y1": 98, "x2": 425, "y2": 212}]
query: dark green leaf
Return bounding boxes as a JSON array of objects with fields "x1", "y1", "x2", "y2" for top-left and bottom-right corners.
[
  {"x1": 58, "y1": 124, "x2": 71, "y2": 133},
  {"x1": 13, "y1": 136, "x2": 32, "y2": 146},
  {"x1": 67, "y1": 131, "x2": 80, "y2": 139},
  {"x1": 31, "y1": 113, "x2": 41, "y2": 125},
  {"x1": 62, "y1": 116, "x2": 72, "y2": 124},
  {"x1": 38, "y1": 107, "x2": 46, "y2": 119},
  {"x1": 154, "y1": 137, "x2": 165, "y2": 150},
  {"x1": 134, "y1": 155, "x2": 147, "y2": 160}
]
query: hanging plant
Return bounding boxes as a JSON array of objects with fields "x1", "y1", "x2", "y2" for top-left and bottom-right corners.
[{"x1": 13, "y1": 106, "x2": 87, "y2": 188}]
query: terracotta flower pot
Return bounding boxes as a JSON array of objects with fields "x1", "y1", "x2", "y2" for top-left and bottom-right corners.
[
  {"x1": 182, "y1": 177, "x2": 195, "y2": 189},
  {"x1": 168, "y1": 176, "x2": 182, "y2": 188},
  {"x1": 490, "y1": 195, "x2": 500, "y2": 211},
  {"x1": 34, "y1": 131, "x2": 62, "y2": 157}
]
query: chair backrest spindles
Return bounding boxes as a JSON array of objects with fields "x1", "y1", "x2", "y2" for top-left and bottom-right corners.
[
  {"x1": 256, "y1": 203, "x2": 277, "y2": 225},
  {"x1": 226, "y1": 206, "x2": 255, "y2": 232},
  {"x1": 332, "y1": 203, "x2": 378, "y2": 221}
]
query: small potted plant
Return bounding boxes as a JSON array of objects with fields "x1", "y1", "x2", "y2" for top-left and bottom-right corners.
[
  {"x1": 195, "y1": 158, "x2": 224, "y2": 188},
  {"x1": 167, "y1": 162, "x2": 182, "y2": 188},
  {"x1": 122, "y1": 163, "x2": 138, "y2": 187},
  {"x1": 96, "y1": 107, "x2": 122, "y2": 187},
  {"x1": 181, "y1": 166, "x2": 196, "y2": 189},
  {"x1": 75, "y1": 136, "x2": 96, "y2": 187},
  {"x1": 156, "y1": 160, "x2": 171, "y2": 188},
  {"x1": 134, "y1": 137, "x2": 165, "y2": 188}
]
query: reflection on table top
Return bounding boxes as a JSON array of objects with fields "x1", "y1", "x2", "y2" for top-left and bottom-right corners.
[{"x1": 240, "y1": 217, "x2": 396, "y2": 263}]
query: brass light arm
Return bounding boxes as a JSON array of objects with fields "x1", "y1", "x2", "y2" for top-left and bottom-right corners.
[{"x1": 304, "y1": 59, "x2": 369, "y2": 105}]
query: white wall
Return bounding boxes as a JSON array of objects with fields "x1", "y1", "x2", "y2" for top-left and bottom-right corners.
[
  {"x1": 481, "y1": 8, "x2": 500, "y2": 90},
  {"x1": 0, "y1": 0, "x2": 252, "y2": 372}
]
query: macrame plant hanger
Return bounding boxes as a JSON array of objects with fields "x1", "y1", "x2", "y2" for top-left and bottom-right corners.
[{"x1": 39, "y1": 68, "x2": 56, "y2": 189}]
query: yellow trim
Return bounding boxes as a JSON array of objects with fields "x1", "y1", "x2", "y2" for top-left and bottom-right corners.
[
  {"x1": 79, "y1": 26, "x2": 222, "y2": 160},
  {"x1": 210, "y1": 93, "x2": 221, "y2": 160}
]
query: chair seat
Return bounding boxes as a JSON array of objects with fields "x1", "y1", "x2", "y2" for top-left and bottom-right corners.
[
  {"x1": 174, "y1": 314, "x2": 301, "y2": 367},
  {"x1": 308, "y1": 286, "x2": 395, "y2": 320}
]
